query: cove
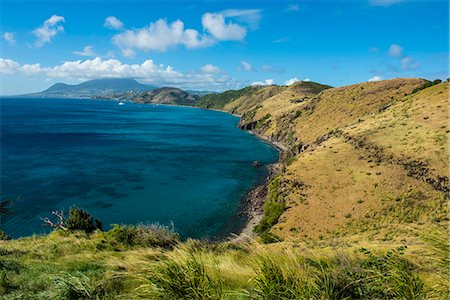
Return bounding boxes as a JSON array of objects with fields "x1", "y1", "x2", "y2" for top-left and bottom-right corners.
[{"x1": 0, "y1": 98, "x2": 279, "y2": 239}]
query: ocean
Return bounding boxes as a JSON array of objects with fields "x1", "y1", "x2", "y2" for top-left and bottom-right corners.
[{"x1": 0, "y1": 98, "x2": 278, "y2": 238}]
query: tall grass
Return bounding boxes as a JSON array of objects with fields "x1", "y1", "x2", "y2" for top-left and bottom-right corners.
[{"x1": 140, "y1": 254, "x2": 223, "y2": 299}]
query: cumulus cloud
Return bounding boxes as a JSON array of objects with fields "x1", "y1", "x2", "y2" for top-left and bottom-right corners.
[
  {"x1": 73, "y1": 45, "x2": 95, "y2": 57},
  {"x1": 22, "y1": 63, "x2": 42, "y2": 75},
  {"x1": 2, "y1": 32, "x2": 16, "y2": 45},
  {"x1": 368, "y1": 76, "x2": 382, "y2": 82},
  {"x1": 285, "y1": 78, "x2": 300, "y2": 86},
  {"x1": 104, "y1": 16, "x2": 124, "y2": 30},
  {"x1": 201, "y1": 64, "x2": 221, "y2": 74},
  {"x1": 112, "y1": 19, "x2": 213, "y2": 56},
  {"x1": 388, "y1": 44, "x2": 404, "y2": 57},
  {"x1": 202, "y1": 13, "x2": 246, "y2": 41},
  {"x1": 0, "y1": 57, "x2": 237, "y2": 90},
  {"x1": 238, "y1": 60, "x2": 253, "y2": 71},
  {"x1": 111, "y1": 11, "x2": 256, "y2": 56},
  {"x1": 0, "y1": 58, "x2": 20, "y2": 74},
  {"x1": 251, "y1": 79, "x2": 275, "y2": 86},
  {"x1": 32, "y1": 15, "x2": 65, "y2": 47}
]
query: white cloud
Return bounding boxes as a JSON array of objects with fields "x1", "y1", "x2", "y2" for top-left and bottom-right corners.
[
  {"x1": 219, "y1": 9, "x2": 262, "y2": 30},
  {"x1": 73, "y1": 45, "x2": 95, "y2": 57},
  {"x1": 2, "y1": 32, "x2": 16, "y2": 45},
  {"x1": 401, "y1": 56, "x2": 418, "y2": 70},
  {"x1": 104, "y1": 16, "x2": 124, "y2": 30},
  {"x1": 0, "y1": 58, "x2": 20, "y2": 74},
  {"x1": 22, "y1": 63, "x2": 42, "y2": 75},
  {"x1": 0, "y1": 57, "x2": 238, "y2": 90},
  {"x1": 202, "y1": 13, "x2": 246, "y2": 41},
  {"x1": 303, "y1": 78, "x2": 311, "y2": 82},
  {"x1": 32, "y1": 15, "x2": 65, "y2": 47},
  {"x1": 238, "y1": 60, "x2": 253, "y2": 72},
  {"x1": 368, "y1": 76, "x2": 382, "y2": 82},
  {"x1": 112, "y1": 19, "x2": 213, "y2": 56},
  {"x1": 251, "y1": 79, "x2": 275, "y2": 86},
  {"x1": 201, "y1": 64, "x2": 221, "y2": 74},
  {"x1": 285, "y1": 4, "x2": 300, "y2": 12},
  {"x1": 370, "y1": 0, "x2": 404, "y2": 6},
  {"x1": 111, "y1": 11, "x2": 256, "y2": 56},
  {"x1": 388, "y1": 44, "x2": 404, "y2": 57},
  {"x1": 285, "y1": 78, "x2": 300, "y2": 86}
]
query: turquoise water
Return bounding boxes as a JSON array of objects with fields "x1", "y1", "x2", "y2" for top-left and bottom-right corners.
[{"x1": 0, "y1": 98, "x2": 278, "y2": 238}]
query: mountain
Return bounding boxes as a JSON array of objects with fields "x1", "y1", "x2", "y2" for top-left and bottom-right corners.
[
  {"x1": 22, "y1": 78, "x2": 156, "y2": 98},
  {"x1": 133, "y1": 87, "x2": 200, "y2": 105}
]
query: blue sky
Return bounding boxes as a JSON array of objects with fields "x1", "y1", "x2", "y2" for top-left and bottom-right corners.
[{"x1": 0, "y1": 0, "x2": 448, "y2": 94}]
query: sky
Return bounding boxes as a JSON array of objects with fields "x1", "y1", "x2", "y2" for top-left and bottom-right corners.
[{"x1": 0, "y1": 0, "x2": 448, "y2": 95}]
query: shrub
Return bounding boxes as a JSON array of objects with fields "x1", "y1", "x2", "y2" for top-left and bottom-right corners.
[
  {"x1": 0, "y1": 229, "x2": 11, "y2": 240},
  {"x1": 106, "y1": 223, "x2": 180, "y2": 249},
  {"x1": 66, "y1": 208, "x2": 102, "y2": 234},
  {"x1": 148, "y1": 256, "x2": 223, "y2": 300},
  {"x1": 254, "y1": 175, "x2": 285, "y2": 243}
]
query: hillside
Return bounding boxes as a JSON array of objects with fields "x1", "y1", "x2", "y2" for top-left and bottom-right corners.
[
  {"x1": 22, "y1": 78, "x2": 155, "y2": 98},
  {"x1": 205, "y1": 78, "x2": 448, "y2": 245},
  {"x1": 133, "y1": 87, "x2": 200, "y2": 105}
]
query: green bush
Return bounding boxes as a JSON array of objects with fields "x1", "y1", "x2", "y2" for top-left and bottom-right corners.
[
  {"x1": 105, "y1": 223, "x2": 180, "y2": 249},
  {"x1": 66, "y1": 208, "x2": 102, "y2": 234},
  {"x1": 254, "y1": 175, "x2": 285, "y2": 243},
  {"x1": 0, "y1": 229, "x2": 11, "y2": 240}
]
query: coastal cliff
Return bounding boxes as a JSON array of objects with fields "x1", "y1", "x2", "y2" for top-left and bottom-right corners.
[{"x1": 196, "y1": 78, "x2": 448, "y2": 244}]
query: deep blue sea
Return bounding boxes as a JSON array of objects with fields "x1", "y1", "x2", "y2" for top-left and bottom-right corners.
[{"x1": 0, "y1": 98, "x2": 278, "y2": 239}]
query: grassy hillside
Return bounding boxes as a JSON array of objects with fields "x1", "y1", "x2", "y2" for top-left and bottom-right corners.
[
  {"x1": 1, "y1": 227, "x2": 447, "y2": 299},
  {"x1": 1, "y1": 78, "x2": 448, "y2": 299},
  {"x1": 217, "y1": 79, "x2": 448, "y2": 244}
]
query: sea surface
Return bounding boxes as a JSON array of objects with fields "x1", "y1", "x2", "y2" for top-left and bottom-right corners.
[{"x1": 0, "y1": 98, "x2": 278, "y2": 238}]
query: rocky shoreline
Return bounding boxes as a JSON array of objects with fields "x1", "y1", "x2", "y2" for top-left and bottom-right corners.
[{"x1": 228, "y1": 126, "x2": 288, "y2": 240}]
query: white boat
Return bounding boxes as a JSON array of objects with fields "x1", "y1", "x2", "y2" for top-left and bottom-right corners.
[{"x1": 118, "y1": 101, "x2": 125, "y2": 105}]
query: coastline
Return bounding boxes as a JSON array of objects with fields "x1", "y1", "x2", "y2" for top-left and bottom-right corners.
[
  {"x1": 69, "y1": 97, "x2": 287, "y2": 239},
  {"x1": 130, "y1": 100, "x2": 288, "y2": 240},
  {"x1": 128, "y1": 100, "x2": 288, "y2": 239}
]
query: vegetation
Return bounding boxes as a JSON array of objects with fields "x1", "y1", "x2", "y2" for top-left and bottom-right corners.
[
  {"x1": 1, "y1": 227, "x2": 446, "y2": 299},
  {"x1": 66, "y1": 208, "x2": 103, "y2": 233},
  {"x1": 1, "y1": 78, "x2": 448, "y2": 299},
  {"x1": 411, "y1": 79, "x2": 443, "y2": 94},
  {"x1": 195, "y1": 86, "x2": 258, "y2": 110},
  {"x1": 254, "y1": 175, "x2": 285, "y2": 243}
]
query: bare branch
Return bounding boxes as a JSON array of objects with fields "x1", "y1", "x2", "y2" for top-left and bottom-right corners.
[{"x1": 41, "y1": 210, "x2": 67, "y2": 231}]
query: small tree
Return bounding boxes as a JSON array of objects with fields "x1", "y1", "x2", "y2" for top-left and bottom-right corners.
[
  {"x1": 42, "y1": 208, "x2": 102, "y2": 234},
  {"x1": 66, "y1": 208, "x2": 102, "y2": 233}
]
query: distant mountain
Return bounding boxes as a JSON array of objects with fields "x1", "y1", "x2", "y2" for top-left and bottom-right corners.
[
  {"x1": 22, "y1": 78, "x2": 156, "y2": 98},
  {"x1": 133, "y1": 87, "x2": 200, "y2": 105}
]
